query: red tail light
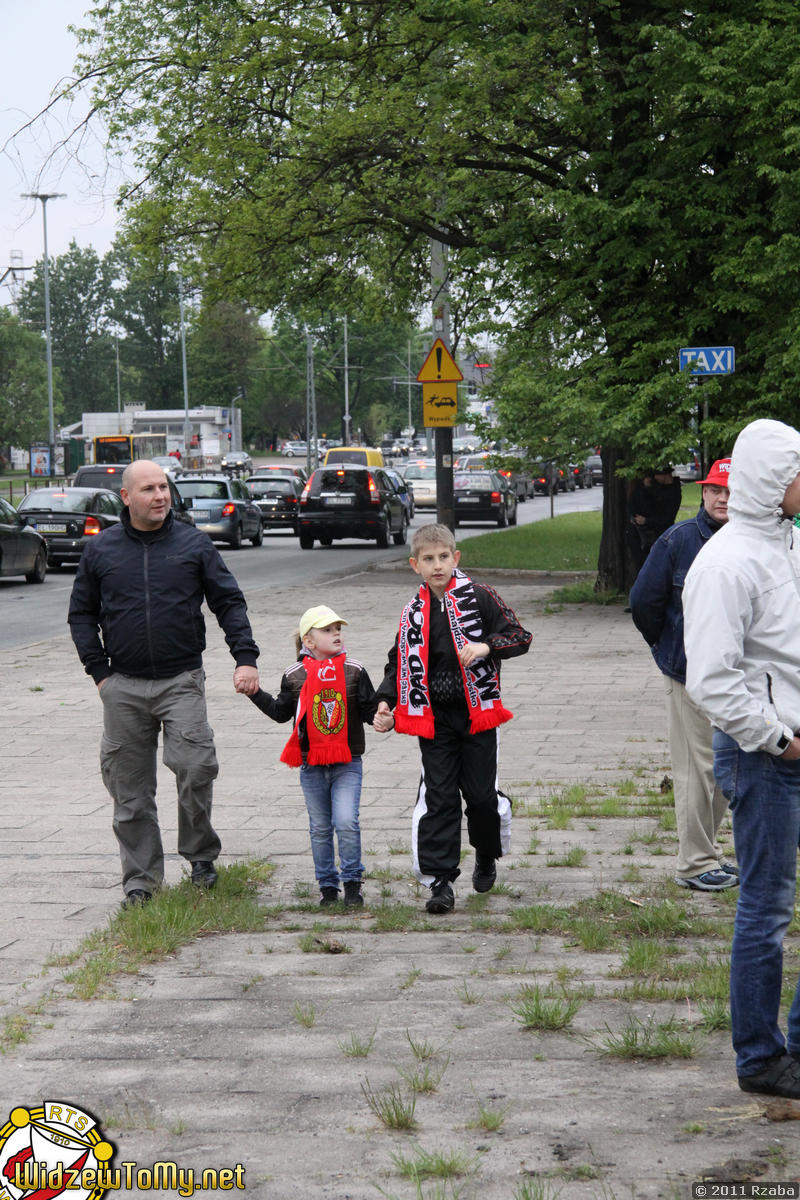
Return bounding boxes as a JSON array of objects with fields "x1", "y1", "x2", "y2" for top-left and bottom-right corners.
[
  {"x1": 84, "y1": 516, "x2": 102, "y2": 535},
  {"x1": 287, "y1": 496, "x2": 297, "y2": 506},
  {"x1": 491, "y1": 492, "x2": 501, "y2": 503},
  {"x1": 367, "y1": 473, "x2": 380, "y2": 504},
  {"x1": 300, "y1": 482, "x2": 311, "y2": 505},
  {"x1": 221, "y1": 503, "x2": 236, "y2": 516}
]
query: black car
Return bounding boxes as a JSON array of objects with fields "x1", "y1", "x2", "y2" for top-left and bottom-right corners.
[
  {"x1": 246, "y1": 473, "x2": 304, "y2": 533},
  {"x1": 569, "y1": 462, "x2": 594, "y2": 489},
  {"x1": 585, "y1": 454, "x2": 603, "y2": 485},
  {"x1": 384, "y1": 467, "x2": 415, "y2": 520},
  {"x1": 175, "y1": 473, "x2": 263, "y2": 547},
  {"x1": 298, "y1": 465, "x2": 408, "y2": 549},
  {"x1": 17, "y1": 486, "x2": 124, "y2": 568},
  {"x1": 71, "y1": 464, "x2": 195, "y2": 525},
  {"x1": 0, "y1": 496, "x2": 47, "y2": 583},
  {"x1": 220, "y1": 450, "x2": 254, "y2": 476},
  {"x1": 454, "y1": 471, "x2": 518, "y2": 527},
  {"x1": 250, "y1": 462, "x2": 308, "y2": 485}
]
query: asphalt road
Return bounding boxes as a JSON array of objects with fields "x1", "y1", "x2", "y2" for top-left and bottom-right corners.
[{"x1": 0, "y1": 483, "x2": 601, "y2": 652}]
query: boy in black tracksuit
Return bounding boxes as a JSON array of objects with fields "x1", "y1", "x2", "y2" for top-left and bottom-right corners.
[{"x1": 374, "y1": 524, "x2": 531, "y2": 913}]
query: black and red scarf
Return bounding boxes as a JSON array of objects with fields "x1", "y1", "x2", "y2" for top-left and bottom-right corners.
[
  {"x1": 394, "y1": 569, "x2": 512, "y2": 738},
  {"x1": 280, "y1": 653, "x2": 352, "y2": 767}
]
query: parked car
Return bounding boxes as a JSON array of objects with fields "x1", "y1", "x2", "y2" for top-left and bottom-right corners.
[
  {"x1": 71, "y1": 464, "x2": 195, "y2": 525},
  {"x1": 281, "y1": 441, "x2": 309, "y2": 458},
  {"x1": 673, "y1": 454, "x2": 700, "y2": 482},
  {"x1": 220, "y1": 449, "x2": 254, "y2": 476},
  {"x1": 384, "y1": 467, "x2": 415, "y2": 520},
  {"x1": 175, "y1": 473, "x2": 263, "y2": 547},
  {"x1": 585, "y1": 454, "x2": 603, "y2": 485},
  {"x1": 250, "y1": 462, "x2": 308, "y2": 485},
  {"x1": 454, "y1": 471, "x2": 518, "y2": 527},
  {"x1": 569, "y1": 461, "x2": 594, "y2": 489},
  {"x1": 298, "y1": 465, "x2": 408, "y2": 549},
  {"x1": 0, "y1": 496, "x2": 47, "y2": 583},
  {"x1": 404, "y1": 459, "x2": 438, "y2": 509},
  {"x1": 246, "y1": 473, "x2": 304, "y2": 533},
  {"x1": 453, "y1": 435, "x2": 482, "y2": 454},
  {"x1": 17, "y1": 486, "x2": 124, "y2": 568},
  {"x1": 323, "y1": 446, "x2": 386, "y2": 468}
]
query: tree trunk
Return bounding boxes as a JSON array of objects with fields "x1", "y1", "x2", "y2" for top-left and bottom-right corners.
[{"x1": 596, "y1": 446, "x2": 636, "y2": 594}]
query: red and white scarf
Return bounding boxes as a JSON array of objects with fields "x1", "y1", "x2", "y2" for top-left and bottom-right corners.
[
  {"x1": 394, "y1": 569, "x2": 513, "y2": 738},
  {"x1": 280, "y1": 653, "x2": 352, "y2": 767}
]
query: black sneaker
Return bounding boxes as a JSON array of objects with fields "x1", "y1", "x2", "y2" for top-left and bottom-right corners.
[
  {"x1": 738, "y1": 1053, "x2": 800, "y2": 1098},
  {"x1": 121, "y1": 889, "x2": 152, "y2": 910},
  {"x1": 472, "y1": 854, "x2": 497, "y2": 893},
  {"x1": 343, "y1": 881, "x2": 363, "y2": 907},
  {"x1": 425, "y1": 878, "x2": 455, "y2": 914},
  {"x1": 191, "y1": 860, "x2": 218, "y2": 889},
  {"x1": 319, "y1": 887, "x2": 340, "y2": 907}
]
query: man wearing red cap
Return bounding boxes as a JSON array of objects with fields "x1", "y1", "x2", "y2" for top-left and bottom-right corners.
[{"x1": 630, "y1": 457, "x2": 735, "y2": 890}]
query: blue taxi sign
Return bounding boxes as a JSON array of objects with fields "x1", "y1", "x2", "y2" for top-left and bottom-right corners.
[{"x1": 679, "y1": 346, "x2": 735, "y2": 375}]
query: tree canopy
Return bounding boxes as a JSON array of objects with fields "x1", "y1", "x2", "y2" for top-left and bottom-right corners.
[{"x1": 70, "y1": 1, "x2": 800, "y2": 584}]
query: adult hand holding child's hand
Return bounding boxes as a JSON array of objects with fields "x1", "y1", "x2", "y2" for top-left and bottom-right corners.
[{"x1": 373, "y1": 701, "x2": 395, "y2": 732}]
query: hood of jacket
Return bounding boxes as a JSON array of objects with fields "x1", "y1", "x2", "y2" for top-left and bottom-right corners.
[{"x1": 728, "y1": 418, "x2": 800, "y2": 527}]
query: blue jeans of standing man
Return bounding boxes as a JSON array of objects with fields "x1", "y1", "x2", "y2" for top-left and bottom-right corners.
[
  {"x1": 713, "y1": 731, "x2": 800, "y2": 1077},
  {"x1": 299, "y1": 758, "x2": 364, "y2": 890}
]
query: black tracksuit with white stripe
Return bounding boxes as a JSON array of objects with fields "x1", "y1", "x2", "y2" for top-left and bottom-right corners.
[{"x1": 377, "y1": 579, "x2": 531, "y2": 883}]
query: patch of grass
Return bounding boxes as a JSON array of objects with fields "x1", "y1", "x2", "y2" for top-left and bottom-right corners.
[
  {"x1": 406, "y1": 1030, "x2": 446, "y2": 1061},
  {"x1": 458, "y1": 511, "x2": 601, "y2": 572},
  {"x1": 339, "y1": 1027, "x2": 377, "y2": 1057},
  {"x1": 566, "y1": 916, "x2": 617, "y2": 952},
  {"x1": 615, "y1": 938, "x2": 678, "y2": 977},
  {"x1": 467, "y1": 1097, "x2": 509, "y2": 1132},
  {"x1": 61, "y1": 861, "x2": 276, "y2": 1000},
  {"x1": 372, "y1": 902, "x2": 424, "y2": 932},
  {"x1": 502, "y1": 904, "x2": 570, "y2": 934},
  {"x1": 547, "y1": 846, "x2": 587, "y2": 868},
  {"x1": 391, "y1": 1145, "x2": 477, "y2": 1182},
  {"x1": 594, "y1": 1013, "x2": 697, "y2": 1059},
  {"x1": 292, "y1": 1001, "x2": 317, "y2": 1028},
  {"x1": 399, "y1": 965, "x2": 422, "y2": 991},
  {"x1": 361, "y1": 1079, "x2": 417, "y2": 1130},
  {"x1": 509, "y1": 984, "x2": 582, "y2": 1031},
  {"x1": 297, "y1": 931, "x2": 350, "y2": 954},
  {"x1": 397, "y1": 1057, "x2": 450, "y2": 1094},
  {"x1": 513, "y1": 1179, "x2": 563, "y2": 1200},
  {"x1": 456, "y1": 980, "x2": 484, "y2": 1005},
  {"x1": 0, "y1": 1013, "x2": 34, "y2": 1053},
  {"x1": 550, "y1": 580, "x2": 625, "y2": 605},
  {"x1": 698, "y1": 998, "x2": 731, "y2": 1031}
]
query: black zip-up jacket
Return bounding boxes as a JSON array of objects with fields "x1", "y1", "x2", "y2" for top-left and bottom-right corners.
[
  {"x1": 250, "y1": 650, "x2": 377, "y2": 758},
  {"x1": 375, "y1": 576, "x2": 531, "y2": 711},
  {"x1": 68, "y1": 509, "x2": 259, "y2": 684}
]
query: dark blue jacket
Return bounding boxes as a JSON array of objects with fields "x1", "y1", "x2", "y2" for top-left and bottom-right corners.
[
  {"x1": 69, "y1": 509, "x2": 259, "y2": 683},
  {"x1": 629, "y1": 506, "x2": 721, "y2": 683}
]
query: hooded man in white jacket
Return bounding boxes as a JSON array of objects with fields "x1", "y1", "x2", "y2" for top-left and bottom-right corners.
[{"x1": 683, "y1": 418, "x2": 800, "y2": 1098}]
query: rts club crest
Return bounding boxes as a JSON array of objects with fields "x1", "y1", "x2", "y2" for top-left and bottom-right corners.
[
  {"x1": 312, "y1": 688, "x2": 346, "y2": 737},
  {"x1": 0, "y1": 1102, "x2": 114, "y2": 1200}
]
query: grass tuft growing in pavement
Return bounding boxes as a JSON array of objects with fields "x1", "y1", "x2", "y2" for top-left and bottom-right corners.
[{"x1": 58, "y1": 860, "x2": 276, "y2": 1000}]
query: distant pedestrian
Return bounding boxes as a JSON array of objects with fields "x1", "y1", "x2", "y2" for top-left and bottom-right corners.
[
  {"x1": 249, "y1": 605, "x2": 377, "y2": 908},
  {"x1": 68, "y1": 460, "x2": 260, "y2": 908},
  {"x1": 684, "y1": 419, "x2": 800, "y2": 1098},
  {"x1": 630, "y1": 458, "x2": 736, "y2": 891},
  {"x1": 373, "y1": 524, "x2": 531, "y2": 913}
]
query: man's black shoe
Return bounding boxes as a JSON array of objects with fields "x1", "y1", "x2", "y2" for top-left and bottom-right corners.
[
  {"x1": 472, "y1": 854, "x2": 497, "y2": 893},
  {"x1": 343, "y1": 881, "x2": 363, "y2": 907},
  {"x1": 320, "y1": 887, "x2": 340, "y2": 907},
  {"x1": 738, "y1": 1053, "x2": 800, "y2": 1098},
  {"x1": 425, "y1": 879, "x2": 455, "y2": 914},
  {"x1": 121, "y1": 889, "x2": 152, "y2": 910},
  {"x1": 191, "y1": 860, "x2": 218, "y2": 889}
]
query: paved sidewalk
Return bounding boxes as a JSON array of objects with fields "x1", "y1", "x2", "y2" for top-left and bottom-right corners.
[{"x1": 0, "y1": 568, "x2": 794, "y2": 1199}]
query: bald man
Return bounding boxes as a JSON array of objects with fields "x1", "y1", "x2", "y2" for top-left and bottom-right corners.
[{"x1": 69, "y1": 460, "x2": 260, "y2": 908}]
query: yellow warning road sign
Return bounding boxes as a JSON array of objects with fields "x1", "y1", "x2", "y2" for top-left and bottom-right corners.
[
  {"x1": 422, "y1": 381, "x2": 458, "y2": 426},
  {"x1": 417, "y1": 338, "x2": 463, "y2": 383}
]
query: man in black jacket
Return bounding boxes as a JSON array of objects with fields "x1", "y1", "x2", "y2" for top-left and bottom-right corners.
[{"x1": 69, "y1": 460, "x2": 260, "y2": 907}]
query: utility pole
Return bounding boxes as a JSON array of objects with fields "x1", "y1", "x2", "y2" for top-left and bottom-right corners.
[
  {"x1": 22, "y1": 193, "x2": 64, "y2": 475},
  {"x1": 177, "y1": 271, "x2": 191, "y2": 457},
  {"x1": 343, "y1": 315, "x2": 351, "y2": 444},
  {"x1": 431, "y1": 238, "x2": 454, "y2": 530}
]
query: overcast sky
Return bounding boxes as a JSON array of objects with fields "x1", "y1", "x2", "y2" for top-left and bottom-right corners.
[{"x1": 1, "y1": 0, "x2": 125, "y2": 301}]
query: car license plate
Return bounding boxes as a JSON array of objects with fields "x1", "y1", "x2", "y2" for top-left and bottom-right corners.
[
  {"x1": 324, "y1": 496, "x2": 353, "y2": 506},
  {"x1": 459, "y1": 497, "x2": 479, "y2": 503},
  {"x1": 35, "y1": 522, "x2": 68, "y2": 532}
]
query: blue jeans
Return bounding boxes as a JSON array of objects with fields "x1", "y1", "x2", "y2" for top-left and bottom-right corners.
[
  {"x1": 299, "y1": 758, "x2": 364, "y2": 890},
  {"x1": 713, "y1": 731, "x2": 800, "y2": 1076}
]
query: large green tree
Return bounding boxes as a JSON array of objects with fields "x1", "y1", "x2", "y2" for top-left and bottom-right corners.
[
  {"x1": 17, "y1": 242, "x2": 116, "y2": 425},
  {"x1": 0, "y1": 309, "x2": 53, "y2": 454},
  {"x1": 73, "y1": 1, "x2": 800, "y2": 585}
]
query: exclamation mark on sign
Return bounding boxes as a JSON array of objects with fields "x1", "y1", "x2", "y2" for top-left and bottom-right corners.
[{"x1": 436, "y1": 347, "x2": 442, "y2": 379}]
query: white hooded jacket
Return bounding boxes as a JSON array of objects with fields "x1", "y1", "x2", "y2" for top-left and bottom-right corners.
[{"x1": 683, "y1": 418, "x2": 800, "y2": 754}]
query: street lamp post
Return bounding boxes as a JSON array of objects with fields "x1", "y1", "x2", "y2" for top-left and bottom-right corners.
[{"x1": 22, "y1": 193, "x2": 64, "y2": 476}]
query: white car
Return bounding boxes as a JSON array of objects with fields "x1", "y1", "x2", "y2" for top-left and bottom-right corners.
[{"x1": 404, "y1": 460, "x2": 438, "y2": 509}]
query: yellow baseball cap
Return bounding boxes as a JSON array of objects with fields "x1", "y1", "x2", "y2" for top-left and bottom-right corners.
[{"x1": 299, "y1": 605, "x2": 348, "y2": 640}]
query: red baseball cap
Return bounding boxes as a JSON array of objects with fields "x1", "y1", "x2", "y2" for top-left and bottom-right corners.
[{"x1": 699, "y1": 458, "x2": 731, "y2": 487}]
